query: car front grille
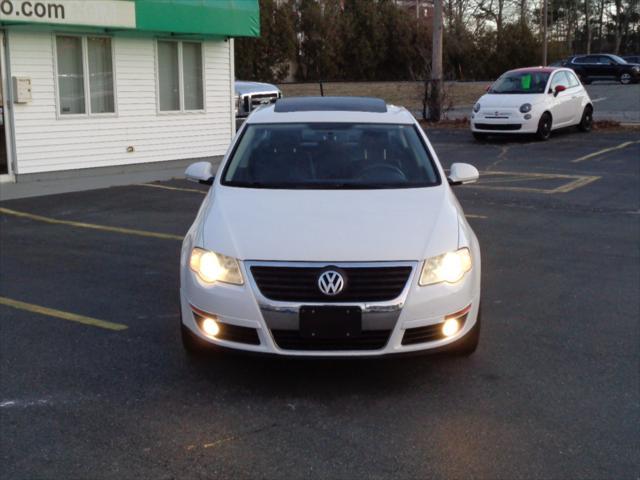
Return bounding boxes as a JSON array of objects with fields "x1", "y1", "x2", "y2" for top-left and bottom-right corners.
[
  {"x1": 250, "y1": 93, "x2": 279, "y2": 109},
  {"x1": 474, "y1": 123, "x2": 522, "y2": 131},
  {"x1": 250, "y1": 265, "x2": 412, "y2": 302},
  {"x1": 271, "y1": 329, "x2": 391, "y2": 351}
]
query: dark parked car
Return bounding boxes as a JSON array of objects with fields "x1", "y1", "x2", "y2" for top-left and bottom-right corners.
[
  {"x1": 623, "y1": 55, "x2": 640, "y2": 64},
  {"x1": 567, "y1": 54, "x2": 640, "y2": 84}
]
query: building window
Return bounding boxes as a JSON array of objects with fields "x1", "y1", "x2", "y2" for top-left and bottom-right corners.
[
  {"x1": 55, "y1": 35, "x2": 115, "y2": 116},
  {"x1": 157, "y1": 40, "x2": 204, "y2": 112}
]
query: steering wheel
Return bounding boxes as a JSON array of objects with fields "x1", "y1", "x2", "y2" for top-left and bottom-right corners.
[{"x1": 357, "y1": 163, "x2": 407, "y2": 182}]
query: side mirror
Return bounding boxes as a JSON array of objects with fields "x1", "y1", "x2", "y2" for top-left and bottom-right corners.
[
  {"x1": 485, "y1": 84, "x2": 492, "y2": 92},
  {"x1": 554, "y1": 85, "x2": 566, "y2": 96},
  {"x1": 185, "y1": 161, "x2": 214, "y2": 185},
  {"x1": 448, "y1": 163, "x2": 479, "y2": 186}
]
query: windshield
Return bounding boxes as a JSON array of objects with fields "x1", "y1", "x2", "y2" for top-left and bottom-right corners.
[
  {"x1": 489, "y1": 71, "x2": 550, "y2": 94},
  {"x1": 222, "y1": 123, "x2": 441, "y2": 189},
  {"x1": 610, "y1": 54, "x2": 627, "y2": 64}
]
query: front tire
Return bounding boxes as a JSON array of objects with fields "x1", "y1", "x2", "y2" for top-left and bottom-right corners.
[
  {"x1": 578, "y1": 105, "x2": 593, "y2": 132},
  {"x1": 536, "y1": 112, "x2": 552, "y2": 141},
  {"x1": 620, "y1": 73, "x2": 632, "y2": 85}
]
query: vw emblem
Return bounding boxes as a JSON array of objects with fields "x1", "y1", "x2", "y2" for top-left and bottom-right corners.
[{"x1": 318, "y1": 270, "x2": 345, "y2": 296}]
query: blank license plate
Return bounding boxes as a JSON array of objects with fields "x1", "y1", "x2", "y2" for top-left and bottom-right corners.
[{"x1": 299, "y1": 306, "x2": 362, "y2": 339}]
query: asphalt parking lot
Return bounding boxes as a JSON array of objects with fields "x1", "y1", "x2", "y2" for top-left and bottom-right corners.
[
  {"x1": 1, "y1": 127, "x2": 638, "y2": 479},
  {"x1": 586, "y1": 83, "x2": 640, "y2": 123}
]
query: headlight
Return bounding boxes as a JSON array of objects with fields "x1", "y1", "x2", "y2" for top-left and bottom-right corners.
[
  {"x1": 520, "y1": 103, "x2": 532, "y2": 113},
  {"x1": 189, "y1": 248, "x2": 243, "y2": 285},
  {"x1": 419, "y1": 248, "x2": 472, "y2": 286},
  {"x1": 473, "y1": 103, "x2": 481, "y2": 113}
]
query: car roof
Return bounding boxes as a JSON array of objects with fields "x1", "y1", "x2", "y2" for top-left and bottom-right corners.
[
  {"x1": 247, "y1": 96, "x2": 416, "y2": 125},
  {"x1": 508, "y1": 66, "x2": 559, "y2": 74}
]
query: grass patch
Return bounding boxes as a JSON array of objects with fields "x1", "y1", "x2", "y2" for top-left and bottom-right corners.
[{"x1": 277, "y1": 81, "x2": 486, "y2": 114}]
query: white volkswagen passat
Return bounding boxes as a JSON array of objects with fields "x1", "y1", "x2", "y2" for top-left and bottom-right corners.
[
  {"x1": 180, "y1": 97, "x2": 482, "y2": 357},
  {"x1": 471, "y1": 67, "x2": 593, "y2": 141}
]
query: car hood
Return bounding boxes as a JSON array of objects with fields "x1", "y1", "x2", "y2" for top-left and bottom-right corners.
[
  {"x1": 478, "y1": 93, "x2": 543, "y2": 108},
  {"x1": 199, "y1": 186, "x2": 460, "y2": 262},
  {"x1": 235, "y1": 81, "x2": 280, "y2": 96}
]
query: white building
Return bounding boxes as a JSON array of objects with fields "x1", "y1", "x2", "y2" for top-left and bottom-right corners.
[{"x1": 0, "y1": 0, "x2": 259, "y2": 194}]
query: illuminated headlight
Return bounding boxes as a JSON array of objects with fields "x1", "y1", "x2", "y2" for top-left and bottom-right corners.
[
  {"x1": 520, "y1": 103, "x2": 532, "y2": 113},
  {"x1": 419, "y1": 248, "x2": 472, "y2": 286},
  {"x1": 189, "y1": 248, "x2": 243, "y2": 285},
  {"x1": 473, "y1": 103, "x2": 481, "y2": 113}
]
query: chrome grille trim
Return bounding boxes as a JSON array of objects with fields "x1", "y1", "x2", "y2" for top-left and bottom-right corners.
[{"x1": 244, "y1": 261, "x2": 418, "y2": 332}]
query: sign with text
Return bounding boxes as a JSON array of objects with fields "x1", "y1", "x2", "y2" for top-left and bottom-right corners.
[{"x1": 0, "y1": 0, "x2": 136, "y2": 29}]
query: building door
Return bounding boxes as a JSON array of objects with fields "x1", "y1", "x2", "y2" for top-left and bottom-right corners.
[{"x1": 0, "y1": 30, "x2": 13, "y2": 180}]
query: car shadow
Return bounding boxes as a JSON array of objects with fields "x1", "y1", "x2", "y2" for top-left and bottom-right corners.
[
  {"x1": 473, "y1": 126, "x2": 581, "y2": 145},
  {"x1": 179, "y1": 347, "x2": 475, "y2": 401}
]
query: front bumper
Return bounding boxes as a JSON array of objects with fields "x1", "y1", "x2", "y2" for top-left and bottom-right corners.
[
  {"x1": 470, "y1": 110, "x2": 539, "y2": 134},
  {"x1": 180, "y1": 260, "x2": 481, "y2": 357}
]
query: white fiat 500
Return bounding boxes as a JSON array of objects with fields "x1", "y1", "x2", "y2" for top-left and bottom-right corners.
[
  {"x1": 471, "y1": 67, "x2": 593, "y2": 140},
  {"x1": 180, "y1": 97, "x2": 482, "y2": 357}
]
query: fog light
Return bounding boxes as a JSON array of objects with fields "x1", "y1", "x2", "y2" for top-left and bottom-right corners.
[
  {"x1": 442, "y1": 318, "x2": 460, "y2": 337},
  {"x1": 524, "y1": 114, "x2": 532, "y2": 120},
  {"x1": 201, "y1": 317, "x2": 220, "y2": 337}
]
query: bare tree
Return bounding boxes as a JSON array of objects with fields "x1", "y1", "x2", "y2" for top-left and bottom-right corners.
[
  {"x1": 542, "y1": 0, "x2": 548, "y2": 64},
  {"x1": 585, "y1": 0, "x2": 592, "y2": 53},
  {"x1": 614, "y1": 0, "x2": 623, "y2": 52}
]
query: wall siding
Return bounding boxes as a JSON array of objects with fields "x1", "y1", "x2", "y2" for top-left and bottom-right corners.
[{"x1": 8, "y1": 31, "x2": 233, "y2": 174}]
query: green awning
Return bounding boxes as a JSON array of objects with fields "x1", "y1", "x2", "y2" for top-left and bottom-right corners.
[
  {"x1": 135, "y1": 0, "x2": 260, "y2": 37},
  {"x1": 0, "y1": 0, "x2": 260, "y2": 38}
]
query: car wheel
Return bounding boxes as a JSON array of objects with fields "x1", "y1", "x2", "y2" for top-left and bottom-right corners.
[
  {"x1": 536, "y1": 112, "x2": 552, "y2": 141},
  {"x1": 578, "y1": 105, "x2": 593, "y2": 132},
  {"x1": 449, "y1": 307, "x2": 481, "y2": 356},
  {"x1": 620, "y1": 73, "x2": 632, "y2": 84},
  {"x1": 472, "y1": 132, "x2": 488, "y2": 142}
]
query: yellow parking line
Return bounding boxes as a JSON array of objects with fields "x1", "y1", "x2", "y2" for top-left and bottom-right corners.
[
  {"x1": 0, "y1": 207, "x2": 183, "y2": 241},
  {"x1": 572, "y1": 140, "x2": 640, "y2": 163},
  {"x1": 136, "y1": 183, "x2": 207, "y2": 195},
  {"x1": 548, "y1": 175, "x2": 601, "y2": 193},
  {"x1": 0, "y1": 296, "x2": 128, "y2": 331},
  {"x1": 470, "y1": 170, "x2": 600, "y2": 194},
  {"x1": 465, "y1": 214, "x2": 487, "y2": 219}
]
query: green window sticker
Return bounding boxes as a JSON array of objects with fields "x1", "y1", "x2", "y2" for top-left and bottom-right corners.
[{"x1": 521, "y1": 74, "x2": 532, "y2": 89}]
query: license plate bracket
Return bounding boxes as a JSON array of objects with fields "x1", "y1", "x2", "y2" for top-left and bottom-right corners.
[{"x1": 299, "y1": 306, "x2": 362, "y2": 339}]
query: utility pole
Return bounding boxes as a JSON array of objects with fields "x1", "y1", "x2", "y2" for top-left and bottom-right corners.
[
  {"x1": 542, "y1": 0, "x2": 548, "y2": 65},
  {"x1": 429, "y1": 0, "x2": 443, "y2": 122}
]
